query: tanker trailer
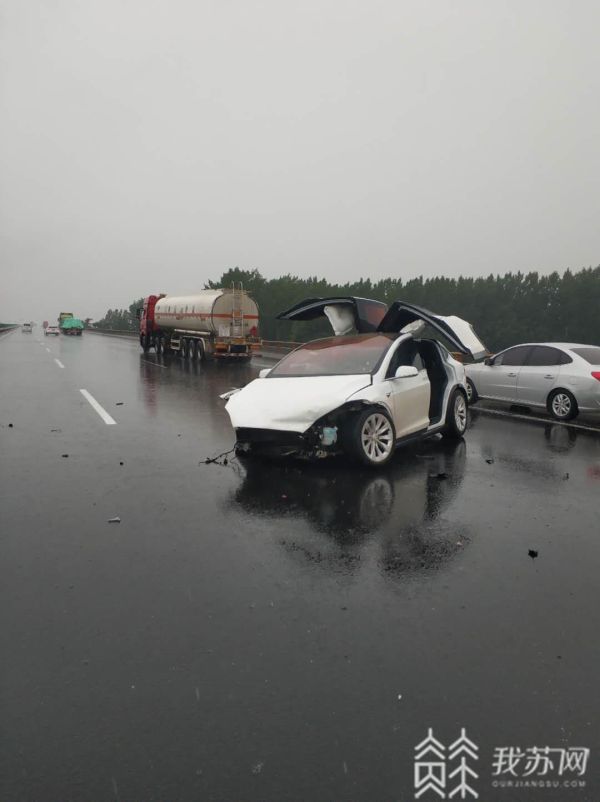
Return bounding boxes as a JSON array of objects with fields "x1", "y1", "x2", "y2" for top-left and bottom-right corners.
[{"x1": 138, "y1": 287, "x2": 260, "y2": 361}]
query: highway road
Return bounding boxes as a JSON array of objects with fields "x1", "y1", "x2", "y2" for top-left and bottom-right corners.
[{"x1": 1, "y1": 329, "x2": 599, "y2": 802}]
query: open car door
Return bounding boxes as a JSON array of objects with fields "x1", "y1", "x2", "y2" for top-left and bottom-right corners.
[
  {"x1": 277, "y1": 297, "x2": 388, "y2": 336},
  {"x1": 378, "y1": 301, "x2": 486, "y2": 360}
]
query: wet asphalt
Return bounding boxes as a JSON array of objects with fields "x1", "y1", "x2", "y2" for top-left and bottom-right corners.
[{"x1": 1, "y1": 329, "x2": 599, "y2": 802}]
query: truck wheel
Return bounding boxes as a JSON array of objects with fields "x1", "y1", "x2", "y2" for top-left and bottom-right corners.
[
  {"x1": 197, "y1": 342, "x2": 205, "y2": 362},
  {"x1": 189, "y1": 341, "x2": 198, "y2": 360},
  {"x1": 155, "y1": 337, "x2": 162, "y2": 354}
]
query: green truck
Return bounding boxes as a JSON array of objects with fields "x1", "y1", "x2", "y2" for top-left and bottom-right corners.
[{"x1": 58, "y1": 312, "x2": 84, "y2": 336}]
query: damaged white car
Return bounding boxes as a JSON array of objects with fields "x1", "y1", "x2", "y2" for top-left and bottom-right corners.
[{"x1": 223, "y1": 298, "x2": 486, "y2": 467}]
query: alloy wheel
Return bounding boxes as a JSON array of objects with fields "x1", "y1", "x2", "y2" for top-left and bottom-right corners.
[
  {"x1": 361, "y1": 413, "x2": 394, "y2": 463},
  {"x1": 454, "y1": 394, "x2": 467, "y2": 432},
  {"x1": 552, "y1": 393, "x2": 572, "y2": 419}
]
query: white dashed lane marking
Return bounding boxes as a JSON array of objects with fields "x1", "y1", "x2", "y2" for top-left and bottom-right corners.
[{"x1": 79, "y1": 389, "x2": 117, "y2": 425}]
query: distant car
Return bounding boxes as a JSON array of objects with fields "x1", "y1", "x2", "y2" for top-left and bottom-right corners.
[
  {"x1": 465, "y1": 343, "x2": 600, "y2": 421},
  {"x1": 45, "y1": 326, "x2": 60, "y2": 336},
  {"x1": 223, "y1": 297, "x2": 486, "y2": 467},
  {"x1": 22, "y1": 322, "x2": 32, "y2": 333}
]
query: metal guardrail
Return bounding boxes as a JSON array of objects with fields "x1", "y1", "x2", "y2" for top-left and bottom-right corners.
[
  {"x1": 0, "y1": 325, "x2": 18, "y2": 336},
  {"x1": 87, "y1": 327, "x2": 137, "y2": 337},
  {"x1": 87, "y1": 328, "x2": 302, "y2": 353}
]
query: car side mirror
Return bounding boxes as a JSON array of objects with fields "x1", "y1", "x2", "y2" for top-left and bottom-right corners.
[
  {"x1": 484, "y1": 357, "x2": 493, "y2": 366},
  {"x1": 394, "y1": 365, "x2": 418, "y2": 379},
  {"x1": 259, "y1": 368, "x2": 271, "y2": 378}
]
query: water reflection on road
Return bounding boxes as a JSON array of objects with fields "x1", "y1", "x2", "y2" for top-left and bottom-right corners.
[{"x1": 232, "y1": 439, "x2": 469, "y2": 578}]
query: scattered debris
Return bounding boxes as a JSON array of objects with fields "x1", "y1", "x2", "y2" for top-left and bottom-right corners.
[
  {"x1": 108, "y1": 516, "x2": 121, "y2": 524},
  {"x1": 61, "y1": 454, "x2": 69, "y2": 458},
  {"x1": 485, "y1": 458, "x2": 495, "y2": 464},
  {"x1": 119, "y1": 461, "x2": 124, "y2": 466},
  {"x1": 203, "y1": 446, "x2": 236, "y2": 465},
  {"x1": 8, "y1": 423, "x2": 13, "y2": 428},
  {"x1": 562, "y1": 472, "x2": 569, "y2": 480},
  {"x1": 50, "y1": 428, "x2": 61, "y2": 432},
  {"x1": 115, "y1": 402, "x2": 124, "y2": 406},
  {"x1": 430, "y1": 472, "x2": 448, "y2": 480},
  {"x1": 251, "y1": 762, "x2": 264, "y2": 775},
  {"x1": 528, "y1": 549, "x2": 538, "y2": 559}
]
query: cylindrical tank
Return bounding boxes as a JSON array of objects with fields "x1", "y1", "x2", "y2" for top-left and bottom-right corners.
[{"x1": 154, "y1": 289, "x2": 259, "y2": 337}]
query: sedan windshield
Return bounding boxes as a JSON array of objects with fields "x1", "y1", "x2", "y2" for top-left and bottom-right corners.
[{"x1": 269, "y1": 334, "x2": 395, "y2": 377}]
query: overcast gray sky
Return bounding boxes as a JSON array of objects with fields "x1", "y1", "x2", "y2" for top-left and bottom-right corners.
[{"x1": 1, "y1": 0, "x2": 599, "y2": 323}]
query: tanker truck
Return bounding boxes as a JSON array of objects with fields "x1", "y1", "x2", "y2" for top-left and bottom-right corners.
[{"x1": 138, "y1": 287, "x2": 260, "y2": 361}]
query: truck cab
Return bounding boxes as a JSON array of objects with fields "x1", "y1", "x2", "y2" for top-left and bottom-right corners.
[{"x1": 139, "y1": 294, "x2": 166, "y2": 348}]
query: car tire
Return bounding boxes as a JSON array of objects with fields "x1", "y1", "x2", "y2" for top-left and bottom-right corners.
[
  {"x1": 197, "y1": 341, "x2": 205, "y2": 362},
  {"x1": 547, "y1": 389, "x2": 578, "y2": 421},
  {"x1": 442, "y1": 389, "x2": 468, "y2": 439},
  {"x1": 347, "y1": 407, "x2": 396, "y2": 467},
  {"x1": 465, "y1": 378, "x2": 478, "y2": 405}
]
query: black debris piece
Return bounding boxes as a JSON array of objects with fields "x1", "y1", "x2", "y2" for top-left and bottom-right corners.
[
  {"x1": 485, "y1": 458, "x2": 494, "y2": 464},
  {"x1": 203, "y1": 447, "x2": 236, "y2": 465},
  {"x1": 61, "y1": 454, "x2": 69, "y2": 458},
  {"x1": 108, "y1": 516, "x2": 121, "y2": 524},
  {"x1": 430, "y1": 472, "x2": 448, "y2": 480},
  {"x1": 528, "y1": 549, "x2": 538, "y2": 559}
]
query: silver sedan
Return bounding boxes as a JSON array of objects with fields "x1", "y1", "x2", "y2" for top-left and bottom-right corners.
[{"x1": 465, "y1": 343, "x2": 600, "y2": 421}]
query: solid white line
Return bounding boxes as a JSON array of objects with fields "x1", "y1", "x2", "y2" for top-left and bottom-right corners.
[
  {"x1": 140, "y1": 358, "x2": 166, "y2": 368},
  {"x1": 476, "y1": 405, "x2": 600, "y2": 433},
  {"x1": 79, "y1": 389, "x2": 117, "y2": 425},
  {"x1": 54, "y1": 358, "x2": 65, "y2": 369}
]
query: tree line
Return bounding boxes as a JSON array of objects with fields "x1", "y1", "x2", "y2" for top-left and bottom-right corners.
[{"x1": 93, "y1": 265, "x2": 600, "y2": 352}]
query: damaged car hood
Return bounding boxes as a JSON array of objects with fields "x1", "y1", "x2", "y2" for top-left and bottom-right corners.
[{"x1": 225, "y1": 375, "x2": 372, "y2": 433}]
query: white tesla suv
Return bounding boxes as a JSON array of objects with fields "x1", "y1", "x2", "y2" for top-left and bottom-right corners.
[{"x1": 223, "y1": 297, "x2": 486, "y2": 467}]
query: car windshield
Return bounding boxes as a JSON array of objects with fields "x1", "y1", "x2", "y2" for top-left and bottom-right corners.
[
  {"x1": 571, "y1": 347, "x2": 600, "y2": 365},
  {"x1": 268, "y1": 334, "x2": 395, "y2": 377}
]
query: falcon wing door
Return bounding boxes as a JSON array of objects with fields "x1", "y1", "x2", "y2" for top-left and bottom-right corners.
[
  {"x1": 378, "y1": 302, "x2": 486, "y2": 359},
  {"x1": 277, "y1": 297, "x2": 388, "y2": 335}
]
